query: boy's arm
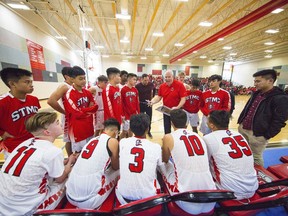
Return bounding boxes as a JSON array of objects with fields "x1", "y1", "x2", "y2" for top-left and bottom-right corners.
[
  {"x1": 54, "y1": 154, "x2": 77, "y2": 183},
  {"x1": 108, "y1": 138, "x2": 119, "y2": 170},
  {"x1": 48, "y1": 84, "x2": 69, "y2": 114},
  {"x1": 162, "y1": 134, "x2": 174, "y2": 163}
]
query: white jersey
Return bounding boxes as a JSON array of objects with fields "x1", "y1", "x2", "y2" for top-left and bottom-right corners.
[
  {"x1": 92, "y1": 85, "x2": 104, "y2": 111},
  {"x1": 59, "y1": 82, "x2": 71, "y2": 109},
  {"x1": 66, "y1": 133, "x2": 116, "y2": 202},
  {"x1": 170, "y1": 129, "x2": 216, "y2": 193},
  {"x1": 116, "y1": 137, "x2": 162, "y2": 200},
  {"x1": 203, "y1": 129, "x2": 258, "y2": 199},
  {"x1": 0, "y1": 138, "x2": 64, "y2": 216}
]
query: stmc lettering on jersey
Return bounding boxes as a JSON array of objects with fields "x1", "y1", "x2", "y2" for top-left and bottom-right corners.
[{"x1": 11, "y1": 106, "x2": 39, "y2": 122}]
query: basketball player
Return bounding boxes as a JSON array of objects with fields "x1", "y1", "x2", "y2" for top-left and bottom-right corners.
[
  {"x1": 102, "y1": 67, "x2": 122, "y2": 124},
  {"x1": 119, "y1": 70, "x2": 128, "y2": 90},
  {"x1": 47, "y1": 66, "x2": 73, "y2": 156},
  {"x1": 178, "y1": 72, "x2": 191, "y2": 90},
  {"x1": 66, "y1": 118, "x2": 120, "y2": 209},
  {"x1": 183, "y1": 79, "x2": 203, "y2": 133},
  {"x1": 0, "y1": 68, "x2": 41, "y2": 159},
  {"x1": 200, "y1": 74, "x2": 231, "y2": 135},
  {"x1": 160, "y1": 109, "x2": 216, "y2": 215},
  {"x1": 0, "y1": 112, "x2": 77, "y2": 215},
  {"x1": 64, "y1": 66, "x2": 98, "y2": 152},
  {"x1": 120, "y1": 73, "x2": 140, "y2": 139},
  {"x1": 115, "y1": 113, "x2": 162, "y2": 204},
  {"x1": 89, "y1": 75, "x2": 108, "y2": 136},
  {"x1": 203, "y1": 110, "x2": 258, "y2": 199}
]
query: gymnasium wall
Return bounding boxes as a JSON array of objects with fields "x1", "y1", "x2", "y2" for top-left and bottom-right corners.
[
  {"x1": 0, "y1": 4, "x2": 81, "y2": 99},
  {"x1": 232, "y1": 55, "x2": 288, "y2": 87}
]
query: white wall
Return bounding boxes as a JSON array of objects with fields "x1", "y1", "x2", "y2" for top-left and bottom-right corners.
[
  {"x1": 0, "y1": 4, "x2": 81, "y2": 99},
  {"x1": 232, "y1": 55, "x2": 288, "y2": 87},
  {"x1": 200, "y1": 65, "x2": 223, "y2": 78}
]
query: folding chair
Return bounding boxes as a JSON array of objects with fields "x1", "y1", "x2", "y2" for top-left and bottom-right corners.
[
  {"x1": 113, "y1": 193, "x2": 169, "y2": 216},
  {"x1": 166, "y1": 190, "x2": 236, "y2": 216}
]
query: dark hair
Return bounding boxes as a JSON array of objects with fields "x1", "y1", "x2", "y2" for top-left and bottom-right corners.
[
  {"x1": 25, "y1": 112, "x2": 58, "y2": 133},
  {"x1": 170, "y1": 109, "x2": 187, "y2": 128},
  {"x1": 0, "y1": 68, "x2": 32, "y2": 88},
  {"x1": 208, "y1": 74, "x2": 222, "y2": 82},
  {"x1": 208, "y1": 110, "x2": 230, "y2": 129},
  {"x1": 106, "y1": 67, "x2": 120, "y2": 79},
  {"x1": 191, "y1": 79, "x2": 200, "y2": 87},
  {"x1": 130, "y1": 113, "x2": 150, "y2": 136},
  {"x1": 253, "y1": 69, "x2": 277, "y2": 83},
  {"x1": 98, "y1": 75, "x2": 108, "y2": 82},
  {"x1": 127, "y1": 73, "x2": 137, "y2": 79},
  {"x1": 120, "y1": 70, "x2": 128, "y2": 77},
  {"x1": 142, "y1": 73, "x2": 148, "y2": 78},
  {"x1": 61, "y1": 67, "x2": 72, "y2": 79},
  {"x1": 104, "y1": 118, "x2": 120, "y2": 131},
  {"x1": 68, "y1": 66, "x2": 85, "y2": 78}
]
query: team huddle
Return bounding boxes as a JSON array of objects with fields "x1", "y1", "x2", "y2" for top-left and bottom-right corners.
[{"x1": 0, "y1": 66, "x2": 287, "y2": 215}]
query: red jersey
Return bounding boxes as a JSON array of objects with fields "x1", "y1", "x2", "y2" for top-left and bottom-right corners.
[
  {"x1": 0, "y1": 93, "x2": 40, "y2": 152},
  {"x1": 64, "y1": 86, "x2": 98, "y2": 143},
  {"x1": 158, "y1": 80, "x2": 186, "y2": 108},
  {"x1": 102, "y1": 84, "x2": 122, "y2": 123},
  {"x1": 121, "y1": 85, "x2": 140, "y2": 120},
  {"x1": 200, "y1": 88, "x2": 231, "y2": 116},
  {"x1": 183, "y1": 89, "x2": 202, "y2": 113}
]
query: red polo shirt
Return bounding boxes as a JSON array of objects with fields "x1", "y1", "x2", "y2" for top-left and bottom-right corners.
[{"x1": 158, "y1": 80, "x2": 186, "y2": 108}]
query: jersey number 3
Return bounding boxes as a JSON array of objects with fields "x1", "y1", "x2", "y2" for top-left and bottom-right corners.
[
  {"x1": 222, "y1": 135, "x2": 252, "y2": 159},
  {"x1": 129, "y1": 147, "x2": 145, "y2": 173},
  {"x1": 4, "y1": 146, "x2": 36, "y2": 176}
]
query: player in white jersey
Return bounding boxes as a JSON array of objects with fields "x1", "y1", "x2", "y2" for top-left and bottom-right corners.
[
  {"x1": 160, "y1": 109, "x2": 216, "y2": 215},
  {"x1": 0, "y1": 112, "x2": 77, "y2": 215},
  {"x1": 48, "y1": 67, "x2": 73, "y2": 156},
  {"x1": 203, "y1": 110, "x2": 258, "y2": 200},
  {"x1": 89, "y1": 75, "x2": 108, "y2": 136},
  {"x1": 116, "y1": 113, "x2": 162, "y2": 204},
  {"x1": 66, "y1": 118, "x2": 120, "y2": 209}
]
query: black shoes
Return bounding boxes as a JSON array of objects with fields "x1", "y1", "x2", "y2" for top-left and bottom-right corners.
[{"x1": 148, "y1": 132, "x2": 153, "y2": 139}]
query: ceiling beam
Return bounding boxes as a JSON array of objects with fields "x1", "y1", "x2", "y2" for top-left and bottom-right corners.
[
  {"x1": 157, "y1": 0, "x2": 210, "y2": 54},
  {"x1": 130, "y1": 0, "x2": 138, "y2": 51},
  {"x1": 152, "y1": 2, "x2": 184, "y2": 50},
  {"x1": 112, "y1": 2, "x2": 121, "y2": 50},
  {"x1": 138, "y1": 0, "x2": 162, "y2": 54},
  {"x1": 170, "y1": 0, "x2": 288, "y2": 63},
  {"x1": 64, "y1": 0, "x2": 77, "y2": 15}
]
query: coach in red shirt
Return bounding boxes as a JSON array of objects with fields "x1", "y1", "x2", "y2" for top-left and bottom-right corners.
[{"x1": 148, "y1": 71, "x2": 186, "y2": 134}]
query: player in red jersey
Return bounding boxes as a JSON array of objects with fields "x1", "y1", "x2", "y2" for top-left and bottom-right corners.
[
  {"x1": 200, "y1": 74, "x2": 231, "y2": 135},
  {"x1": 102, "y1": 67, "x2": 122, "y2": 124},
  {"x1": 120, "y1": 73, "x2": 140, "y2": 139},
  {"x1": 0, "y1": 68, "x2": 41, "y2": 159},
  {"x1": 47, "y1": 67, "x2": 73, "y2": 156},
  {"x1": 64, "y1": 66, "x2": 98, "y2": 152},
  {"x1": 183, "y1": 79, "x2": 203, "y2": 133}
]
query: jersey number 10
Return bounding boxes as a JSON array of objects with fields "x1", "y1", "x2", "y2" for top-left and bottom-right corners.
[{"x1": 180, "y1": 135, "x2": 205, "y2": 156}]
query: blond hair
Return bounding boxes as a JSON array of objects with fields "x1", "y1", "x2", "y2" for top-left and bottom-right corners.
[{"x1": 25, "y1": 112, "x2": 58, "y2": 133}]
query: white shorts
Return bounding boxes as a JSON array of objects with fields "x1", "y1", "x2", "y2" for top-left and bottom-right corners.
[
  {"x1": 61, "y1": 114, "x2": 70, "y2": 143},
  {"x1": 184, "y1": 111, "x2": 199, "y2": 127},
  {"x1": 94, "y1": 110, "x2": 104, "y2": 130},
  {"x1": 122, "y1": 120, "x2": 130, "y2": 131},
  {"x1": 67, "y1": 167, "x2": 119, "y2": 209},
  {"x1": 199, "y1": 115, "x2": 212, "y2": 135},
  {"x1": 71, "y1": 136, "x2": 93, "y2": 153},
  {"x1": 37, "y1": 180, "x2": 66, "y2": 212},
  {"x1": 159, "y1": 161, "x2": 215, "y2": 215}
]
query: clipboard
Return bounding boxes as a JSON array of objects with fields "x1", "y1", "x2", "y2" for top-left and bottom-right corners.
[{"x1": 156, "y1": 105, "x2": 172, "y2": 116}]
